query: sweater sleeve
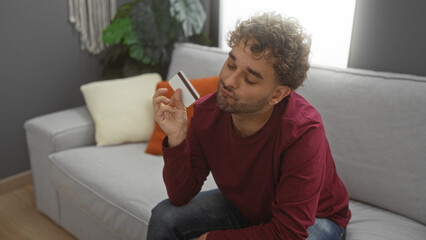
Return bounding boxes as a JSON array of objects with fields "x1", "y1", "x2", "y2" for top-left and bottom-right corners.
[
  {"x1": 207, "y1": 124, "x2": 328, "y2": 240},
  {"x1": 162, "y1": 119, "x2": 210, "y2": 206}
]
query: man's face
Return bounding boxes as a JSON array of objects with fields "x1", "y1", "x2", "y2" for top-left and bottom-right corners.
[{"x1": 216, "y1": 41, "x2": 279, "y2": 114}]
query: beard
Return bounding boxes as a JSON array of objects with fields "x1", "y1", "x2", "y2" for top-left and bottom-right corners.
[{"x1": 216, "y1": 78, "x2": 269, "y2": 114}]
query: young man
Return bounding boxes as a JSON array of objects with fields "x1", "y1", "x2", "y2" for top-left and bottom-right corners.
[{"x1": 149, "y1": 12, "x2": 351, "y2": 240}]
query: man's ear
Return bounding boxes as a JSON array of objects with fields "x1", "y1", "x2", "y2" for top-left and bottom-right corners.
[{"x1": 269, "y1": 85, "x2": 291, "y2": 105}]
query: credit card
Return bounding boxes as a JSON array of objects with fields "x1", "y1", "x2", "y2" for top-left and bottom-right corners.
[{"x1": 168, "y1": 71, "x2": 200, "y2": 107}]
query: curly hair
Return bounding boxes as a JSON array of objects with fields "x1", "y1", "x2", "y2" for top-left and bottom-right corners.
[{"x1": 227, "y1": 12, "x2": 312, "y2": 90}]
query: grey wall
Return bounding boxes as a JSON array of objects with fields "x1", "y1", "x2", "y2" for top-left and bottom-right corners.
[
  {"x1": 0, "y1": 1, "x2": 105, "y2": 180},
  {"x1": 348, "y1": 0, "x2": 426, "y2": 77},
  {"x1": 0, "y1": 0, "x2": 214, "y2": 180}
]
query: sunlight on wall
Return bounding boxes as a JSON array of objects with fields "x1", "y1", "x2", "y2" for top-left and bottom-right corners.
[{"x1": 219, "y1": 0, "x2": 357, "y2": 68}]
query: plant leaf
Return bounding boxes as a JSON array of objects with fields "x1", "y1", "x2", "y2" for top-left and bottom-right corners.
[
  {"x1": 123, "y1": 29, "x2": 139, "y2": 45},
  {"x1": 152, "y1": 0, "x2": 176, "y2": 46},
  {"x1": 129, "y1": 42, "x2": 145, "y2": 61},
  {"x1": 102, "y1": 17, "x2": 132, "y2": 44},
  {"x1": 100, "y1": 44, "x2": 129, "y2": 65},
  {"x1": 168, "y1": 0, "x2": 206, "y2": 37},
  {"x1": 130, "y1": 1, "x2": 175, "y2": 64},
  {"x1": 113, "y1": 0, "x2": 139, "y2": 20},
  {"x1": 130, "y1": 2, "x2": 159, "y2": 43}
]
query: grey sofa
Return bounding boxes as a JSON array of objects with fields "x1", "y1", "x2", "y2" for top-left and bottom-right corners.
[{"x1": 25, "y1": 43, "x2": 426, "y2": 240}]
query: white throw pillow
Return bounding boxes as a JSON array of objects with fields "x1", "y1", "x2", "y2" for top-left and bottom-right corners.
[{"x1": 81, "y1": 73, "x2": 162, "y2": 146}]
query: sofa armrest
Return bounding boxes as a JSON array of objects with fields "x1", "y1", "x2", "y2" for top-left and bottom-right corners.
[
  {"x1": 24, "y1": 106, "x2": 95, "y2": 222},
  {"x1": 25, "y1": 106, "x2": 95, "y2": 152}
]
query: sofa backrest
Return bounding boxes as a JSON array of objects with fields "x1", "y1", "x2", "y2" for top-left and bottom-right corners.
[
  {"x1": 168, "y1": 43, "x2": 426, "y2": 225},
  {"x1": 167, "y1": 43, "x2": 228, "y2": 80},
  {"x1": 297, "y1": 66, "x2": 426, "y2": 225}
]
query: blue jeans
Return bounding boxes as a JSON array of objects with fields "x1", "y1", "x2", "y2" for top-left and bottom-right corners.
[{"x1": 147, "y1": 189, "x2": 346, "y2": 240}]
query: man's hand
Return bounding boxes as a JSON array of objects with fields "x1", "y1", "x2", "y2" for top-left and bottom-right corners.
[
  {"x1": 153, "y1": 88, "x2": 188, "y2": 147},
  {"x1": 197, "y1": 232, "x2": 208, "y2": 240}
]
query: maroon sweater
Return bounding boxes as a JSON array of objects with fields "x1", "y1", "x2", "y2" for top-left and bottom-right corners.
[{"x1": 162, "y1": 92, "x2": 351, "y2": 239}]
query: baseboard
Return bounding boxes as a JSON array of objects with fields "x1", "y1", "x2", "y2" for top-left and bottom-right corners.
[{"x1": 0, "y1": 170, "x2": 32, "y2": 195}]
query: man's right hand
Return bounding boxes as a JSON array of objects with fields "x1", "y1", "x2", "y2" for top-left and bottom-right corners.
[{"x1": 153, "y1": 88, "x2": 188, "y2": 147}]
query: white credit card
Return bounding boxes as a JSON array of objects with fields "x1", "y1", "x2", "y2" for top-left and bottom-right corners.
[{"x1": 168, "y1": 71, "x2": 200, "y2": 107}]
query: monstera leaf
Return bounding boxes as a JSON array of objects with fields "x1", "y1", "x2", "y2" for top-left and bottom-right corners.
[
  {"x1": 101, "y1": 0, "x2": 209, "y2": 79},
  {"x1": 131, "y1": 2, "x2": 158, "y2": 44},
  {"x1": 102, "y1": 17, "x2": 132, "y2": 44},
  {"x1": 169, "y1": 0, "x2": 206, "y2": 37},
  {"x1": 130, "y1": 1, "x2": 177, "y2": 65},
  {"x1": 102, "y1": 1, "x2": 140, "y2": 45}
]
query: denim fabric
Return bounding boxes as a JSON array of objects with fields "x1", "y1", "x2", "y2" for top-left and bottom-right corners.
[
  {"x1": 307, "y1": 218, "x2": 346, "y2": 240},
  {"x1": 147, "y1": 189, "x2": 345, "y2": 240},
  {"x1": 147, "y1": 189, "x2": 251, "y2": 240}
]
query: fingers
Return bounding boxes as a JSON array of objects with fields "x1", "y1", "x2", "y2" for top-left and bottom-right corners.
[
  {"x1": 153, "y1": 96, "x2": 171, "y2": 110},
  {"x1": 171, "y1": 88, "x2": 186, "y2": 108},
  {"x1": 153, "y1": 88, "x2": 188, "y2": 137},
  {"x1": 153, "y1": 88, "x2": 169, "y2": 99},
  {"x1": 153, "y1": 88, "x2": 171, "y2": 111},
  {"x1": 155, "y1": 103, "x2": 186, "y2": 126},
  {"x1": 153, "y1": 88, "x2": 186, "y2": 113},
  {"x1": 153, "y1": 88, "x2": 182, "y2": 119},
  {"x1": 155, "y1": 104, "x2": 174, "y2": 119}
]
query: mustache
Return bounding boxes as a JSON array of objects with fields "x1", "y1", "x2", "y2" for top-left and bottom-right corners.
[{"x1": 218, "y1": 78, "x2": 237, "y2": 99}]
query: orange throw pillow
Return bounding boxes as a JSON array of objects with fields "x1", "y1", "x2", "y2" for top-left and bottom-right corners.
[{"x1": 145, "y1": 76, "x2": 219, "y2": 155}]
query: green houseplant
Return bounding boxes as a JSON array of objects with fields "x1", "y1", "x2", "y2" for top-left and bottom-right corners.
[{"x1": 101, "y1": 0, "x2": 210, "y2": 79}]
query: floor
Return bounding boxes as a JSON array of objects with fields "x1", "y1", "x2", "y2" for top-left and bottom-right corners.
[{"x1": 0, "y1": 185, "x2": 76, "y2": 240}]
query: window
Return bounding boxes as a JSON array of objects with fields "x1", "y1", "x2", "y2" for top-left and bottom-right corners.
[{"x1": 219, "y1": 0, "x2": 357, "y2": 68}]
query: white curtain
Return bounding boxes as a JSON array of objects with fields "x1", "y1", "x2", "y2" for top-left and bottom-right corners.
[{"x1": 68, "y1": 0, "x2": 117, "y2": 54}]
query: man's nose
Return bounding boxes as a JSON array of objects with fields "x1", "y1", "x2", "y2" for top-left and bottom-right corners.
[{"x1": 223, "y1": 71, "x2": 240, "y2": 89}]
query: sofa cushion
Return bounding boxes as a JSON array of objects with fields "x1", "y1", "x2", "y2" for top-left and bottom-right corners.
[
  {"x1": 145, "y1": 76, "x2": 219, "y2": 155},
  {"x1": 297, "y1": 65, "x2": 426, "y2": 225},
  {"x1": 347, "y1": 200, "x2": 426, "y2": 240},
  {"x1": 81, "y1": 73, "x2": 162, "y2": 146},
  {"x1": 49, "y1": 143, "x2": 217, "y2": 240}
]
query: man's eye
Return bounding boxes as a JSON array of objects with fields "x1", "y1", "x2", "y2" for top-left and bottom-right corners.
[
  {"x1": 227, "y1": 64, "x2": 236, "y2": 70},
  {"x1": 244, "y1": 77, "x2": 256, "y2": 85}
]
